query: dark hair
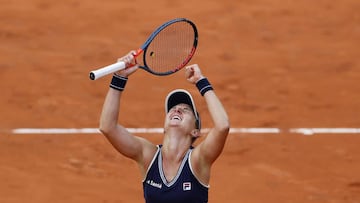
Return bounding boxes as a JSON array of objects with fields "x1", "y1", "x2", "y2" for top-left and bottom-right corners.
[{"x1": 195, "y1": 111, "x2": 201, "y2": 130}]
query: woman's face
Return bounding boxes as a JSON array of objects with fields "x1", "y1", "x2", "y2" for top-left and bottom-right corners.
[{"x1": 165, "y1": 103, "x2": 196, "y2": 129}]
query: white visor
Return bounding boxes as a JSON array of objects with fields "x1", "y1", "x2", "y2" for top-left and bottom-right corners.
[{"x1": 165, "y1": 89, "x2": 201, "y2": 129}]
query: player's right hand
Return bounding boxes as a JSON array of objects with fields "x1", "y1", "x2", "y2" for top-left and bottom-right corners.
[{"x1": 115, "y1": 50, "x2": 139, "y2": 77}]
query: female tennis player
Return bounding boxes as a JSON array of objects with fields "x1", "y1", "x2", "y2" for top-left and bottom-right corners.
[{"x1": 99, "y1": 51, "x2": 230, "y2": 203}]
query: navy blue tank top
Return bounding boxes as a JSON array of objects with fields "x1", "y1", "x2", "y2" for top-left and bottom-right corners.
[{"x1": 143, "y1": 145, "x2": 209, "y2": 203}]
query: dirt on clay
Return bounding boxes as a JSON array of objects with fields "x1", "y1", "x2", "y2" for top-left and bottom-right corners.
[{"x1": 0, "y1": 0, "x2": 360, "y2": 202}]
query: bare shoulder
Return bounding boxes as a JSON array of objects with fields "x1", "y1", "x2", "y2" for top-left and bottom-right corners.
[
  {"x1": 136, "y1": 136, "x2": 158, "y2": 176},
  {"x1": 189, "y1": 145, "x2": 211, "y2": 185}
]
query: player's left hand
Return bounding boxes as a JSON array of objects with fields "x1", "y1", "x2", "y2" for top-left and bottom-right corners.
[{"x1": 185, "y1": 64, "x2": 205, "y2": 84}]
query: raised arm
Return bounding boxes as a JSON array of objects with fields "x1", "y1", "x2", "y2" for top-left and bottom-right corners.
[
  {"x1": 98, "y1": 51, "x2": 157, "y2": 175},
  {"x1": 185, "y1": 64, "x2": 230, "y2": 169}
]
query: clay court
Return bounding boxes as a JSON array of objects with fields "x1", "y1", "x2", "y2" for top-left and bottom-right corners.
[{"x1": 1, "y1": 0, "x2": 360, "y2": 202}]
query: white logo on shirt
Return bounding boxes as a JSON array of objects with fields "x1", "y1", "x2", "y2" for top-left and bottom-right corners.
[
  {"x1": 146, "y1": 180, "x2": 162, "y2": 189},
  {"x1": 183, "y1": 182, "x2": 192, "y2": 191}
]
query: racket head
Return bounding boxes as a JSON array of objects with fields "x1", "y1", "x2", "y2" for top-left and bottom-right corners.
[{"x1": 137, "y1": 18, "x2": 198, "y2": 76}]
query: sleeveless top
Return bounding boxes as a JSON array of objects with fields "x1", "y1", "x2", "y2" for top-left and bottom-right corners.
[{"x1": 143, "y1": 145, "x2": 209, "y2": 203}]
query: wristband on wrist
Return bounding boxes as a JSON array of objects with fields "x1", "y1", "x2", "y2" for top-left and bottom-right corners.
[
  {"x1": 110, "y1": 74, "x2": 128, "y2": 91},
  {"x1": 196, "y1": 77, "x2": 213, "y2": 96}
]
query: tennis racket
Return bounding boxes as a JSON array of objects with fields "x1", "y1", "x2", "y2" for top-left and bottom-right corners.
[{"x1": 89, "y1": 18, "x2": 198, "y2": 80}]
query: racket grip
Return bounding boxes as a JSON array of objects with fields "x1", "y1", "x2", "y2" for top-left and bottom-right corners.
[{"x1": 89, "y1": 61, "x2": 126, "y2": 80}]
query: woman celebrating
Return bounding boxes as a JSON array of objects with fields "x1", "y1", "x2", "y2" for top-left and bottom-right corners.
[{"x1": 99, "y1": 51, "x2": 230, "y2": 203}]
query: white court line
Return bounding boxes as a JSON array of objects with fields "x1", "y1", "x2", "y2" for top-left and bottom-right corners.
[
  {"x1": 9, "y1": 128, "x2": 360, "y2": 135},
  {"x1": 289, "y1": 128, "x2": 360, "y2": 135}
]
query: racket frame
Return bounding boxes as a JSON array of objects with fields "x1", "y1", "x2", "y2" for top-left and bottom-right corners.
[{"x1": 89, "y1": 18, "x2": 198, "y2": 80}]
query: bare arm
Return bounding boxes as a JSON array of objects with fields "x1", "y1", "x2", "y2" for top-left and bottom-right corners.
[
  {"x1": 98, "y1": 51, "x2": 157, "y2": 175},
  {"x1": 185, "y1": 64, "x2": 230, "y2": 182},
  {"x1": 199, "y1": 89, "x2": 230, "y2": 163}
]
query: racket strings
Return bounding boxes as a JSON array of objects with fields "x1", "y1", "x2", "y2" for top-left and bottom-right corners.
[{"x1": 145, "y1": 22, "x2": 196, "y2": 74}]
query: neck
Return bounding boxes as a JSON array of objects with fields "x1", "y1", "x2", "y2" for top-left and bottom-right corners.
[{"x1": 162, "y1": 128, "x2": 191, "y2": 162}]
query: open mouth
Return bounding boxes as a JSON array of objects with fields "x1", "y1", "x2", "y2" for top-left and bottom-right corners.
[{"x1": 170, "y1": 115, "x2": 182, "y2": 121}]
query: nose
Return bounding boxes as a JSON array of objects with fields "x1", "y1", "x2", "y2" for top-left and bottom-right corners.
[
  {"x1": 172, "y1": 106, "x2": 183, "y2": 113},
  {"x1": 174, "y1": 106, "x2": 181, "y2": 112}
]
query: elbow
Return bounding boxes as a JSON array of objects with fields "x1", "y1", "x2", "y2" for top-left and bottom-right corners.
[
  {"x1": 223, "y1": 121, "x2": 231, "y2": 135},
  {"x1": 98, "y1": 125, "x2": 108, "y2": 136},
  {"x1": 99, "y1": 126, "x2": 108, "y2": 136},
  {"x1": 216, "y1": 119, "x2": 230, "y2": 135},
  {"x1": 99, "y1": 122, "x2": 115, "y2": 136}
]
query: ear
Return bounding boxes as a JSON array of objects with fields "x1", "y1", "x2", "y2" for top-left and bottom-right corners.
[{"x1": 190, "y1": 129, "x2": 201, "y2": 138}]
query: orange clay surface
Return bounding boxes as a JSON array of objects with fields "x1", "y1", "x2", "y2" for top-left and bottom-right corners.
[{"x1": 1, "y1": 0, "x2": 360, "y2": 202}]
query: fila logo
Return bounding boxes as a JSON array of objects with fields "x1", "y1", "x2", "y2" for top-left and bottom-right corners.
[{"x1": 183, "y1": 182, "x2": 192, "y2": 191}]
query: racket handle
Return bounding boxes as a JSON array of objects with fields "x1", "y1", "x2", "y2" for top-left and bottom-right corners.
[{"x1": 89, "y1": 61, "x2": 126, "y2": 80}]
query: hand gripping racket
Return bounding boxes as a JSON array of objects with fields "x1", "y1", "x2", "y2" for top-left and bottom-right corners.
[{"x1": 89, "y1": 18, "x2": 198, "y2": 80}]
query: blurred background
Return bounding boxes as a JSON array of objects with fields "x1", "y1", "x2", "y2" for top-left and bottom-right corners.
[{"x1": 1, "y1": 0, "x2": 359, "y2": 202}]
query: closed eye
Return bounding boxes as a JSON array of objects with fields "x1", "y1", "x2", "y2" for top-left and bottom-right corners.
[{"x1": 170, "y1": 106, "x2": 192, "y2": 113}]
